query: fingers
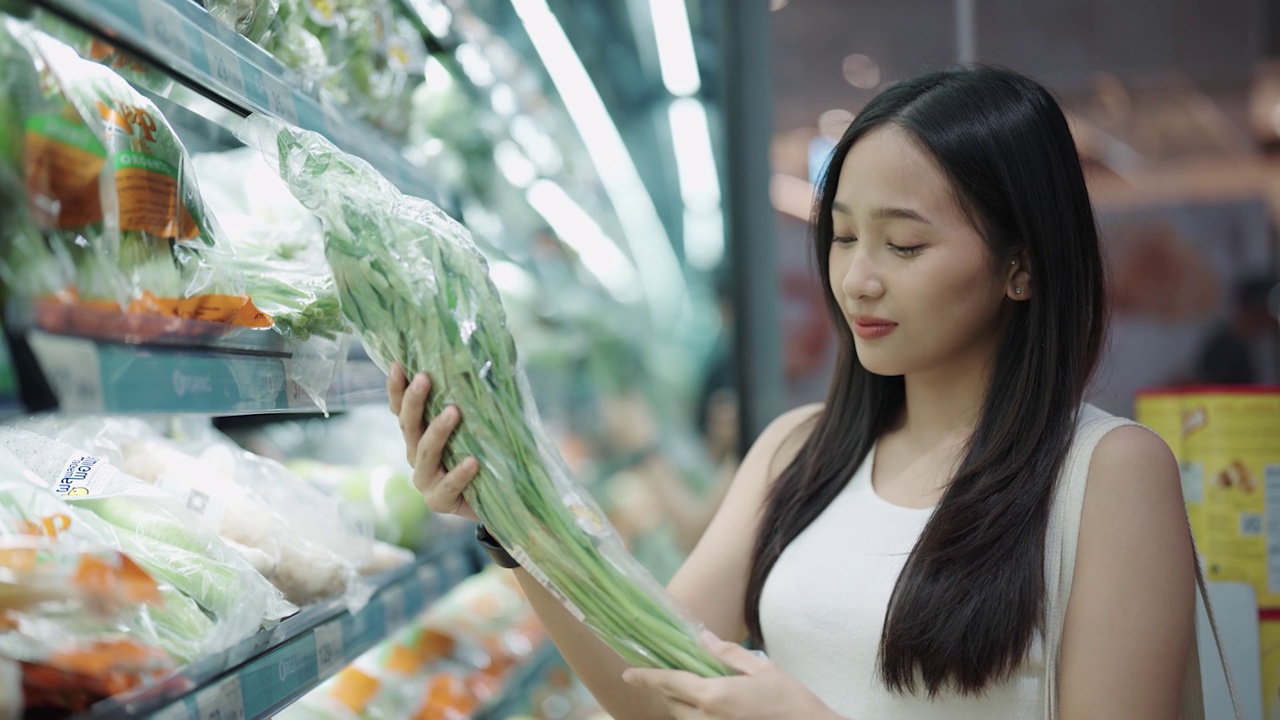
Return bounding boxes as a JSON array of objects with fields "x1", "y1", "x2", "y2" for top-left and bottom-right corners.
[
  {"x1": 387, "y1": 362, "x2": 407, "y2": 416},
  {"x1": 414, "y1": 404, "x2": 459, "y2": 476},
  {"x1": 422, "y1": 456, "x2": 480, "y2": 514},
  {"x1": 622, "y1": 668, "x2": 708, "y2": 705},
  {"x1": 700, "y1": 631, "x2": 772, "y2": 676},
  {"x1": 397, "y1": 372, "x2": 431, "y2": 466}
]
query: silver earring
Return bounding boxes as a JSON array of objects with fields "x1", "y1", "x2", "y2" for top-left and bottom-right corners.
[{"x1": 1015, "y1": 287, "x2": 1023, "y2": 295}]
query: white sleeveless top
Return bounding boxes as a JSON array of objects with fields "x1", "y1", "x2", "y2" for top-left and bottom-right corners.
[{"x1": 758, "y1": 404, "x2": 1118, "y2": 719}]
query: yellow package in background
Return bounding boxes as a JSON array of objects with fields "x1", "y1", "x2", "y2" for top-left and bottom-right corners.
[{"x1": 1137, "y1": 389, "x2": 1280, "y2": 607}]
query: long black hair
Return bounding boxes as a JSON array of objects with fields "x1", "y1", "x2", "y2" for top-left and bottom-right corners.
[{"x1": 743, "y1": 66, "x2": 1107, "y2": 696}]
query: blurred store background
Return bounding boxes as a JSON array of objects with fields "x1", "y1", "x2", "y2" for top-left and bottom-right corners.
[{"x1": 2, "y1": 0, "x2": 1280, "y2": 718}]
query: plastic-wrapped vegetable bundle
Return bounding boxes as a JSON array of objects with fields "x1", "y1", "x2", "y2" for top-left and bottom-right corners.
[
  {"x1": 0, "y1": 449, "x2": 208, "y2": 666},
  {"x1": 0, "y1": 527, "x2": 178, "y2": 715},
  {"x1": 21, "y1": 415, "x2": 400, "y2": 606},
  {"x1": 4, "y1": 21, "x2": 267, "y2": 330},
  {"x1": 0, "y1": 427, "x2": 296, "y2": 655},
  {"x1": 240, "y1": 114, "x2": 728, "y2": 677},
  {"x1": 192, "y1": 147, "x2": 347, "y2": 341},
  {"x1": 0, "y1": 20, "x2": 65, "y2": 303}
]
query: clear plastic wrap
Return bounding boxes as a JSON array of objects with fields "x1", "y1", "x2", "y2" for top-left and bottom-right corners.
[
  {"x1": 190, "y1": 147, "x2": 347, "y2": 342},
  {"x1": 3, "y1": 21, "x2": 265, "y2": 328},
  {"x1": 19, "y1": 415, "x2": 387, "y2": 607},
  {"x1": 241, "y1": 114, "x2": 728, "y2": 676},
  {"x1": 203, "y1": 0, "x2": 281, "y2": 44},
  {"x1": 0, "y1": 450, "x2": 201, "y2": 668},
  {"x1": 0, "y1": 426, "x2": 296, "y2": 652}
]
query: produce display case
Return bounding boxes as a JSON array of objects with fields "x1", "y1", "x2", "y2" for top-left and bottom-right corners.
[{"x1": 0, "y1": 0, "x2": 759, "y2": 716}]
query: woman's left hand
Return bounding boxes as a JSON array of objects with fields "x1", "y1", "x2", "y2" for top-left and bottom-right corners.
[{"x1": 621, "y1": 632, "x2": 842, "y2": 720}]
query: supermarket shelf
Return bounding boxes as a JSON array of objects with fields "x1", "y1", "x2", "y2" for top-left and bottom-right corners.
[
  {"x1": 473, "y1": 642, "x2": 565, "y2": 720},
  {"x1": 6, "y1": 302, "x2": 388, "y2": 415},
  {"x1": 31, "y1": 0, "x2": 440, "y2": 201},
  {"x1": 78, "y1": 531, "x2": 487, "y2": 720}
]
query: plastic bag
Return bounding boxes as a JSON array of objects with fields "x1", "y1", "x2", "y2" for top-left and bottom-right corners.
[
  {"x1": 30, "y1": 10, "x2": 175, "y2": 96},
  {"x1": 241, "y1": 114, "x2": 729, "y2": 676},
  {"x1": 19, "y1": 415, "x2": 387, "y2": 607},
  {"x1": 203, "y1": 0, "x2": 281, "y2": 44},
  {"x1": 191, "y1": 147, "x2": 347, "y2": 342},
  {"x1": 0, "y1": 19, "x2": 66, "y2": 303},
  {"x1": 0, "y1": 454, "x2": 201, "y2": 667},
  {"x1": 3, "y1": 20, "x2": 266, "y2": 329},
  {"x1": 0, "y1": 426, "x2": 296, "y2": 651}
]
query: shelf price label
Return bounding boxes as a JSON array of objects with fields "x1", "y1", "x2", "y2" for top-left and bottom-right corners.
[
  {"x1": 152, "y1": 703, "x2": 193, "y2": 720},
  {"x1": 382, "y1": 584, "x2": 406, "y2": 631},
  {"x1": 195, "y1": 675, "x2": 244, "y2": 720},
  {"x1": 202, "y1": 37, "x2": 247, "y2": 97},
  {"x1": 262, "y1": 75, "x2": 299, "y2": 125},
  {"x1": 314, "y1": 620, "x2": 345, "y2": 679},
  {"x1": 28, "y1": 332, "x2": 104, "y2": 412},
  {"x1": 416, "y1": 564, "x2": 440, "y2": 596},
  {"x1": 139, "y1": 0, "x2": 191, "y2": 65}
]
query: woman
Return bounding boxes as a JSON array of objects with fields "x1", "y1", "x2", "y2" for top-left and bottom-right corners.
[{"x1": 389, "y1": 67, "x2": 1203, "y2": 719}]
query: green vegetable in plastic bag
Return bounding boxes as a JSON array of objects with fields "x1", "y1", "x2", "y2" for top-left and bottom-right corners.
[{"x1": 241, "y1": 115, "x2": 729, "y2": 677}]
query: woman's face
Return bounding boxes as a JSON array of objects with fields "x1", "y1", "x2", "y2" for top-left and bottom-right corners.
[{"x1": 828, "y1": 125, "x2": 1021, "y2": 378}]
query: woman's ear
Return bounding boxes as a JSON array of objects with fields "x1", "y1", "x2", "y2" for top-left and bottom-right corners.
[{"x1": 1006, "y1": 255, "x2": 1032, "y2": 301}]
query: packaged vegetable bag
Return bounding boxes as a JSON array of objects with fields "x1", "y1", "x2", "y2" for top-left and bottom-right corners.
[
  {"x1": 0, "y1": 449, "x2": 202, "y2": 666},
  {"x1": 240, "y1": 114, "x2": 729, "y2": 677},
  {"x1": 21, "y1": 415, "x2": 397, "y2": 607},
  {"x1": 0, "y1": 427, "x2": 296, "y2": 654},
  {"x1": 7, "y1": 21, "x2": 267, "y2": 330}
]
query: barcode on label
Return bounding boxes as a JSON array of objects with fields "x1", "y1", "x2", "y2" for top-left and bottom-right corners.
[
  {"x1": 416, "y1": 564, "x2": 440, "y2": 594},
  {"x1": 194, "y1": 675, "x2": 243, "y2": 720},
  {"x1": 314, "y1": 621, "x2": 344, "y2": 678},
  {"x1": 139, "y1": 1, "x2": 190, "y2": 64},
  {"x1": 382, "y1": 585, "x2": 405, "y2": 630},
  {"x1": 152, "y1": 703, "x2": 192, "y2": 720},
  {"x1": 511, "y1": 546, "x2": 586, "y2": 622},
  {"x1": 28, "y1": 332, "x2": 103, "y2": 411},
  {"x1": 1265, "y1": 466, "x2": 1280, "y2": 592},
  {"x1": 202, "y1": 37, "x2": 246, "y2": 96},
  {"x1": 263, "y1": 76, "x2": 299, "y2": 124}
]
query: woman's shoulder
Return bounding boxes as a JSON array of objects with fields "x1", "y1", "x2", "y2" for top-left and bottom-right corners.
[
  {"x1": 743, "y1": 403, "x2": 824, "y2": 480},
  {"x1": 1075, "y1": 403, "x2": 1175, "y2": 474}
]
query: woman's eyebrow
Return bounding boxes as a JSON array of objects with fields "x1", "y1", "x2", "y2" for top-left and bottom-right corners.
[{"x1": 832, "y1": 200, "x2": 931, "y2": 226}]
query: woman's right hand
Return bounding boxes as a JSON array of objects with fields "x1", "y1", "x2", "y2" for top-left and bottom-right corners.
[{"x1": 387, "y1": 362, "x2": 481, "y2": 522}]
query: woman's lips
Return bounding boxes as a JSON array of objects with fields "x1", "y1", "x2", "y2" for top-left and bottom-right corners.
[{"x1": 850, "y1": 316, "x2": 897, "y2": 339}]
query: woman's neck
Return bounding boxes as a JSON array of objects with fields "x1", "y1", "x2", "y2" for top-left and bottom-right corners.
[{"x1": 895, "y1": 351, "x2": 994, "y2": 448}]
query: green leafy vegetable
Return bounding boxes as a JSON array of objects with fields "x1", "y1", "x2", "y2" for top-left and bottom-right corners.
[{"x1": 242, "y1": 115, "x2": 728, "y2": 677}]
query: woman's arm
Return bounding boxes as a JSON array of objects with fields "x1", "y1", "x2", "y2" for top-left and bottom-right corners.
[
  {"x1": 520, "y1": 403, "x2": 820, "y2": 720},
  {"x1": 391, "y1": 363, "x2": 819, "y2": 719},
  {"x1": 1058, "y1": 425, "x2": 1197, "y2": 719}
]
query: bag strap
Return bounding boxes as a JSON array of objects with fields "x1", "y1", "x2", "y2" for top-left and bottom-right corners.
[
  {"x1": 1188, "y1": 542, "x2": 1245, "y2": 719},
  {"x1": 1042, "y1": 412, "x2": 1243, "y2": 720}
]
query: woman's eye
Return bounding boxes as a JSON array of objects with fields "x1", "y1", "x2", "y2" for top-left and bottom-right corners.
[
  {"x1": 888, "y1": 243, "x2": 924, "y2": 257},
  {"x1": 833, "y1": 235, "x2": 858, "y2": 246}
]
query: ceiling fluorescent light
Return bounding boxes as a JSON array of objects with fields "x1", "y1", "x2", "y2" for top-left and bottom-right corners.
[
  {"x1": 512, "y1": 0, "x2": 687, "y2": 323},
  {"x1": 668, "y1": 97, "x2": 720, "y2": 209},
  {"x1": 648, "y1": 0, "x2": 701, "y2": 97},
  {"x1": 526, "y1": 180, "x2": 644, "y2": 304}
]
